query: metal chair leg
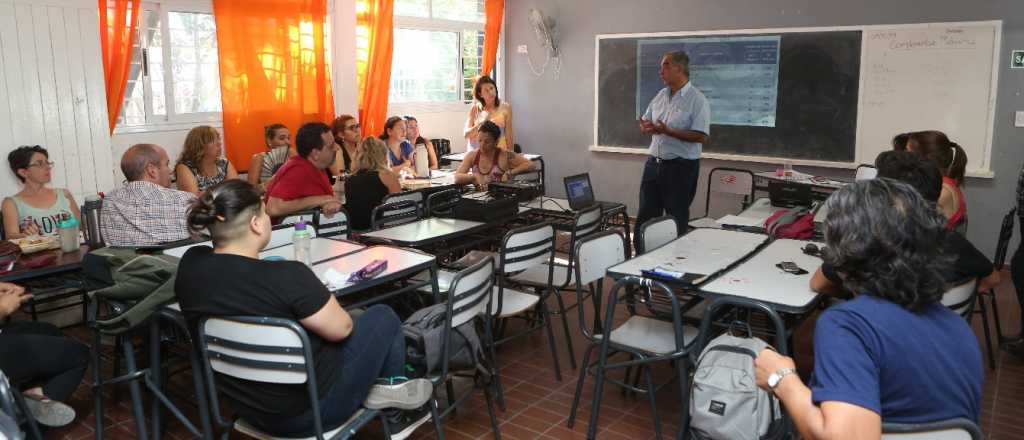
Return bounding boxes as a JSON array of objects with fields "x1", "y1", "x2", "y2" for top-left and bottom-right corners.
[
  {"x1": 12, "y1": 388, "x2": 43, "y2": 440},
  {"x1": 568, "y1": 343, "x2": 596, "y2": 428},
  {"x1": 121, "y1": 339, "x2": 150, "y2": 439},
  {"x1": 586, "y1": 341, "x2": 610, "y2": 440},
  {"x1": 977, "y1": 297, "x2": 997, "y2": 370},
  {"x1": 428, "y1": 396, "x2": 445, "y2": 440},
  {"x1": 552, "y1": 290, "x2": 577, "y2": 370},
  {"x1": 90, "y1": 325, "x2": 105, "y2": 440},
  {"x1": 483, "y1": 379, "x2": 502, "y2": 439},
  {"x1": 988, "y1": 289, "x2": 1006, "y2": 343},
  {"x1": 644, "y1": 366, "x2": 663, "y2": 440},
  {"x1": 539, "y1": 301, "x2": 563, "y2": 382},
  {"x1": 676, "y1": 359, "x2": 691, "y2": 440},
  {"x1": 483, "y1": 320, "x2": 506, "y2": 411}
]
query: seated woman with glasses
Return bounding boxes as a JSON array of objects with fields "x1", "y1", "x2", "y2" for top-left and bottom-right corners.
[
  {"x1": 331, "y1": 114, "x2": 362, "y2": 176},
  {"x1": 2, "y1": 145, "x2": 81, "y2": 238}
]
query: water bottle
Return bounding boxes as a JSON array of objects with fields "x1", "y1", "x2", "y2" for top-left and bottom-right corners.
[
  {"x1": 82, "y1": 194, "x2": 104, "y2": 248},
  {"x1": 783, "y1": 160, "x2": 794, "y2": 180},
  {"x1": 57, "y1": 213, "x2": 80, "y2": 253},
  {"x1": 293, "y1": 221, "x2": 312, "y2": 267}
]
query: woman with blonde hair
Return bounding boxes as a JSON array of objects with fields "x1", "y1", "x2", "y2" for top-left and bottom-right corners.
[
  {"x1": 176, "y1": 125, "x2": 238, "y2": 195},
  {"x1": 344, "y1": 137, "x2": 401, "y2": 230}
]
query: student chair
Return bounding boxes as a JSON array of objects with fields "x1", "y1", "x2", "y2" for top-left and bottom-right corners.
[
  {"x1": 425, "y1": 189, "x2": 461, "y2": 218},
  {"x1": 370, "y1": 200, "x2": 423, "y2": 231},
  {"x1": 986, "y1": 208, "x2": 1015, "y2": 342},
  {"x1": 383, "y1": 191, "x2": 425, "y2": 212},
  {"x1": 941, "y1": 279, "x2": 995, "y2": 369},
  {"x1": 315, "y1": 209, "x2": 350, "y2": 239},
  {"x1": 0, "y1": 370, "x2": 39, "y2": 440},
  {"x1": 488, "y1": 222, "x2": 561, "y2": 408},
  {"x1": 198, "y1": 316, "x2": 390, "y2": 440},
  {"x1": 570, "y1": 273, "x2": 699, "y2": 440},
  {"x1": 635, "y1": 215, "x2": 678, "y2": 255},
  {"x1": 426, "y1": 258, "x2": 502, "y2": 439},
  {"x1": 855, "y1": 164, "x2": 878, "y2": 181},
  {"x1": 881, "y1": 418, "x2": 982, "y2": 439},
  {"x1": 507, "y1": 204, "x2": 602, "y2": 370},
  {"x1": 689, "y1": 167, "x2": 755, "y2": 229}
]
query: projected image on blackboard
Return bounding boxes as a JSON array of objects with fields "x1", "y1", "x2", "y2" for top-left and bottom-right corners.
[{"x1": 636, "y1": 36, "x2": 781, "y2": 127}]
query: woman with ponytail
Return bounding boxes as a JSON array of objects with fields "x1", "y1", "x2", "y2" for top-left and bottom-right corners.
[
  {"x1": 174, "y1": 180, "x2": 433, "y2": 438},
  {"x1": 905, "y1": 130, "x2": 969, "y2": 230}
]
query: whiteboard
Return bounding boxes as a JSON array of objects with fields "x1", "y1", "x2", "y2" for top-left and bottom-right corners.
[
  {"x1": 856, "y1": 21, "x2": 1001, "y2": 177},
  {"x1": 591, "y1": 20, "x2": 1002, "y2": 178}
]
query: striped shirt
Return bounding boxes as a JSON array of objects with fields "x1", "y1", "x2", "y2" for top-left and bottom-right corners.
[{"x1": 100, "y1": 181, "x2": 196, "y2": 247}]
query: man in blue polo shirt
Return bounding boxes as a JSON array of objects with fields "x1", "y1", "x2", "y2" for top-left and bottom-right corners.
[{"x1": 635, "y1": 50, "x2": 710, "y2": 243}]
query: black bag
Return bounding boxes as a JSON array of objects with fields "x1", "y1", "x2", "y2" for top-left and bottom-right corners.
[
  {"x1": 449, "y1": 194, "x2": 517, "y2": 223},
  {"x1": 402, "y1": 303, "x2": 487, "y2": 378}
]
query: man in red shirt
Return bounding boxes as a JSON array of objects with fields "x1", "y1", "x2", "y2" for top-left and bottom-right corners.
[{"x1": 266, "y1": 122, "x2": 342, "y2": 219}]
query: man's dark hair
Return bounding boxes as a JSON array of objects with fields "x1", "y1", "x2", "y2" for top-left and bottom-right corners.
[
  {"x1": 478, "y1": 120, "x2": 501, "y2": 143},
  {"x1": 295, "y1": 122, "x2": 331, "y2": 158},
  {"x1": 822, "y1": 178, "x2": 954, "y2": 311},
  {"x1": 874, "y1": 150, "x2": 942, "y2": 203},
  {"x1": 7, "y1": 145, "x2": 48, "y2": 183}
]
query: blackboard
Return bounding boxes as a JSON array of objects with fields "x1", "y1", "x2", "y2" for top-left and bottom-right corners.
[{"x1": 596, "y1": 30, "x2": 862, "y2": 162}]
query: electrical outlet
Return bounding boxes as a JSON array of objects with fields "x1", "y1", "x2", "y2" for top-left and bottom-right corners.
[
  {"x1": 1016, "y1": 111, "x2": 1024, "y2": 127},
  {"x1": 517, "y1": 44, "x2": 528, "y2": 54}
]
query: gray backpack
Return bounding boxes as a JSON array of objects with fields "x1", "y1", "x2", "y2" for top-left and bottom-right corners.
[{"x1": 689, "y1": 333, "x2": 784, "y2": 440}]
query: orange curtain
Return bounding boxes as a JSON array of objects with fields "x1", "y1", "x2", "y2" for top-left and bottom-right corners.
[
  {"x1": 482, "y1": 0, "x2": 504, "y2": 76},
  {"x1": 356, "y1": 0, "x2": 393, "y2": 138},
  {"x1": 98, "y1": 0, "x2": 141, "y2": 134},
  {"x1": 213, "y1": 0, "x2": 335, "y2": 172}
]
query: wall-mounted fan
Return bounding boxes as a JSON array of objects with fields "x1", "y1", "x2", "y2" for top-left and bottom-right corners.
[{"x1": 527, "y1": 8, "x2": 560, "y2": 77}]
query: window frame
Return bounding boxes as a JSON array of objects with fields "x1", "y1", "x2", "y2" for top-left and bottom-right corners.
[
  {"x1": 115, "y1": 0, "x2": 222, "y2": 134},
  {"x1": 390, "y1": 1, "x2": 489, "y2": 112}
]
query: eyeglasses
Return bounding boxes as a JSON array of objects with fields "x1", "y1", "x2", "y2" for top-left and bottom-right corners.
[{"x1": 27, "y1": 160, "x2": 55, "y2": 168}]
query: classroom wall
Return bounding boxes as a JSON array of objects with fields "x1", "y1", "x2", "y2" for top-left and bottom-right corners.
[{"x1": 505, "y1": 0, "x2": 1024, "y2": 256}]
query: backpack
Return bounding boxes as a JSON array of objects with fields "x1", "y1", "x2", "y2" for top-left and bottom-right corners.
[
  {"x1": 764, "y1": 208, "x2": 814, "y2": 240},
  {"x1": 402, "y1": 303, "x2": 488, "y2": 378},
  {"x1": 689, "y1": 333, "x2": 785, "y2": 440}
]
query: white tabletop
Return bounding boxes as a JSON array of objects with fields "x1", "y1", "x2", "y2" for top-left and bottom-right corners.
[
  {"x1": 400, "y1": 170, "x2": 456, "y2": 189},
  {"x1": 312, "y1": 246, "x2": 435, "y2": 293},
  {"x1": 443, "y1": 152, "x2": 542, "y2": 162},
  {"x1": 701, "y1": 238, "x2": 824, "y2": 312},
  {"x1": 520, "y1": 196, "x2": 573, "y2": 212},
  {"x1": 608, "y1": 228, "x2": 768, "y2": 280},
  {"x1": 162, "y1": 240, "x2": 212, "y2": 258},
  {"x1": 259, "y1": 238, "x2": 364, "y2": 263},
  {"x1": 360, "y1": 217, "x2": 486, "y2": 246}
]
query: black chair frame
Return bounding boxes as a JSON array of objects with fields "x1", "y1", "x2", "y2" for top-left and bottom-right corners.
[{"x1": 370, "y1": 199, "x2": 422, "y2": 231}]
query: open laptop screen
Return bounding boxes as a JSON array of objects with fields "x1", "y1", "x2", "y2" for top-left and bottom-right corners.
[{"x1": 564, "y1": 173, "x2": 596, "y2": 211}]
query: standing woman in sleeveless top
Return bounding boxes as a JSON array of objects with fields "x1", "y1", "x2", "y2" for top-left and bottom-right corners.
[
  {"x1": 248, "y1": 124, "x2": 294, "y2": 190},
  {"x1": 904, "y1": 131, "x2": 969, "y2": 230},
  {"x1": 344, "y1": 137, "x2": 401, "y2": 231},
  {"x1": 331, "y1": 114, "x2": 362, "y2": 175},
  {"x1": 176, "y1": 125, "x2": 239, "y2": 196},
  {"x1": 463, "y1": 75, "x2": 513, "y2": 152},
  {"x1": 2, "y1": 145, "x2": 81, "y2": 238},
  {"x1": 455, "y1": 121, "x2": 533, "y2": 191}
]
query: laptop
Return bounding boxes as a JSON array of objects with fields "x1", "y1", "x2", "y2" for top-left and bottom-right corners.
[
  {"x1": 564, "y1": 173, "x2": 597, "y2": 211},
  {"x1": 768, "y1": 180, "x2": 813, "y2": 208}
]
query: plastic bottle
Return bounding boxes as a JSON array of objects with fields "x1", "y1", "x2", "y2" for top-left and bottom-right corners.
[
  {"x1": 293, "y1": 221, "x2": 312, "y2": 267},
  {"x1": 783, "y1": 159, "x2": 794, "y2": 180},
  {"x1": 57, "y1": 213, "x2": 80, "y2": 253}
]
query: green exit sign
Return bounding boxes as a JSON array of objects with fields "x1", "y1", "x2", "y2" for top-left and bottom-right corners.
[{"x1": 1013, "y1": 50, "x2": 1024, "y2": 69}]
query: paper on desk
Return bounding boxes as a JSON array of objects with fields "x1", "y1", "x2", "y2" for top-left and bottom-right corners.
[
  {"x1": 716, "y1": 215, "x2": 765, "y2": 227},
  {"x1": 321, "y1": 268, "x2": 353, "y2": 290}
]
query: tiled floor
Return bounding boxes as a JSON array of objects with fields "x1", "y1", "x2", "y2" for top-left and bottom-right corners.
[{"x1": 34, "y1": 268, "x2": 1024, "y2": 439}]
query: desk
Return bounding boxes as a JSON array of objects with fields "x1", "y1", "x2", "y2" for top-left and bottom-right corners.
[
  {"x1": 607, "y1": 228, "x2": 768, "y2": 282},
  {"x1": 700, "y1": 239, "x2": 825, "y2": 314},
  {"x1": 443, "y1": 152, "x2": 542, "y2": 162},
  {"x1": 1, "y1": 245, "x2": 89, "y2": 283},
  {"x1": 400, "y1": 170, "x2": 457, "y2": 192},
  {"x1": 359, "y1": 218, "x2": 488, "y2": 247},
  {"x1": 519, "y1": 197, "x2": 633, "y2": 255},
  {"x1": 312, "y1": 246, "x2": 438, "y2": 308},
  {"x1": 259, "y1": 238, "x2": 364, "y2": 264}
]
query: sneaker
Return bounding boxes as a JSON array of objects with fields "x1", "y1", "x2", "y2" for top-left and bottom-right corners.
[
  {"x1": 385, "y1": 406, "x2": 431, "y2": 440},
  {"x1": 365, "y1": 377, "x2": 432, "y2": 410},
  {"x1": 21, "y1": 395, "x2": 75, "y2": 427}
]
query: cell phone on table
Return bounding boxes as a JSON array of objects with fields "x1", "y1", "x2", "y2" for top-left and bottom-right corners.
[
  {"x1": 641, "y1": 267, "x2": 704, "y2": 284},
  {"x1": 776, "y1": 261, "x2": 808, "y2": 275}
]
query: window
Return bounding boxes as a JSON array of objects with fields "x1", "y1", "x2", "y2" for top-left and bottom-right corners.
[
  {"x1": 388, "y1": 0, "x2": 487, "y2": 105},
  {"x1": 118, "y1": 3, "x2": 222, "y2": 129}
]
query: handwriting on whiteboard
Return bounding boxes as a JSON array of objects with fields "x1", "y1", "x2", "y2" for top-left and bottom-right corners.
[{"x1": 869, "y1": 28, "x2": 978, "y2": 50}]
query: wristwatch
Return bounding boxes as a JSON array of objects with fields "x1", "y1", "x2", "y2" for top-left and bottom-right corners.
[{"x1": 768, "y1": 368, "x2": 797, "y2": 390}]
